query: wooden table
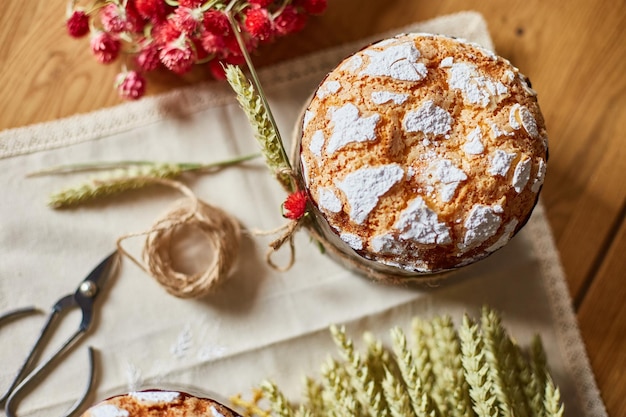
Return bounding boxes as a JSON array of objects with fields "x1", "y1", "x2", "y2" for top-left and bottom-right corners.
[{"x1": 1, "y1": 0, "x2": 624, "y2": 415}]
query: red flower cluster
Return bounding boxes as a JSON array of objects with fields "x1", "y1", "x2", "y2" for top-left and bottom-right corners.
[{"x1": 66, "y1": 0, "x2": 327, "y2": 100}]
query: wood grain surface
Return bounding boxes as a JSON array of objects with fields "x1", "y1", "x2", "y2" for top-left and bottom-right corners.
[{"x1": 1, "y1": 0, "x2": 624, "y2": 415}]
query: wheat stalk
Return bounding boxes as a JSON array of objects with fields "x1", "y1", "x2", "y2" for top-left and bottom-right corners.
[{"x1": 243, "y1": 309, "x2": 565, "y2": 417}]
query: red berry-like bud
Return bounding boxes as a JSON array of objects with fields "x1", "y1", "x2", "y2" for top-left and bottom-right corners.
[
  {"x1": 243, "y1": 7, "x2": 274, "y2": 42},
  {"x1": 115, "y1": 70, "x2": 146, "y2": 100},
  {"x1": 159, "y1": 37, "x2": 195, "y2": 74},
  {"x1": 67, "y1": 10, "x2": 90, "y2": 38},
  {"x1": 249, "y1": 0, "x2": 274, "y2": 7},
  {"x1": 135, "y1": 42, "x2": 160, "y2": 71},
  {"x1": 274, "y1": 5, "x2": 308, "y2": 36},
  {"x1": 203, "y1": 10, "x2": 230, "y2": 36},
  {"x1": 90, "y1": 32, "x2": 121, "y2": 64},
  {"x1": 283, "y1": 190, "x2": 308, "y2": 220},
  {"x1": 134, "y1": 0, "x2": 170, "y2": 22}
]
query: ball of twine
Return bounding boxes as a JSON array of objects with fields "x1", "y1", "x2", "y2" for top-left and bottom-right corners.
[{"x1": 117, "y1": 178, "x2": 241, "y2": 298}]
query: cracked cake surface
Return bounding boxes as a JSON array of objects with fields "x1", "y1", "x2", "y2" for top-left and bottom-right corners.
[{"x1": 298, "y1": 33, "x2": 548, "y2": 273}]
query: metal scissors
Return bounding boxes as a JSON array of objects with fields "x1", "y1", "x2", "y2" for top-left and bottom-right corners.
[{"x1": 0, "y1": 251, "x2": 118, "y2": 417}]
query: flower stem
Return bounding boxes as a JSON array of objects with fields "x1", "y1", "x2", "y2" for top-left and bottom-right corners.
[{"x1": 225, "y1": 10, "x2": 291, "y2": 173}]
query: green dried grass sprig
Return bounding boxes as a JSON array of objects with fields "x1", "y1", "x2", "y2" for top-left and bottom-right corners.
[
  {"x1": 244, "y1": 308, "x2": 564, "y2": 417},
  {"x1": 37, "y1": 154, "x2": 259, "y2": 209}
]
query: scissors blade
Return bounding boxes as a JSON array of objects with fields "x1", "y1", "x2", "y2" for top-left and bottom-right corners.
[{"x1": 72, "y1": 251, "x2": 118, "y2": 330}]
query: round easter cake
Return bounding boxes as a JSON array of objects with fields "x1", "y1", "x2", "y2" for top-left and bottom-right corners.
[
  {"x1": 297, "y1": 33, "x2": 548, "y2": 277},
  {"x1": 80, "y1": 390, "x2": 241, "y2": 417}
]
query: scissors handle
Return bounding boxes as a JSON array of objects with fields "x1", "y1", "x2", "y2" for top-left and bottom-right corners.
[
  {"x1": 0, "y1": 307, "x2": 72, "y2": 405},
  {"x1": 5, "y1": 346, "x2": 96, "y2": 417}
]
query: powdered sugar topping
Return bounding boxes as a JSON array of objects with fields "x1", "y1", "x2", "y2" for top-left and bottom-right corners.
[
  {"x1": 371, "y1": 91, "x2": 408, "y2": 105},
  {"x1": 211, "y1": 406, "x2": 227, "y2": 417},
  {"x1": 130, "y1": 391, "x2": 180, "y2": 404},
  {"x1": 510, "y1": 103, "x2": 540, "y2": 137},
  {"x1": 463, "y1": 127, "x2": 485, "y2": 155},
  {"x1": 318, "y1": 187, "x2": 342, "y2": 213},
  {"x1": 361, "y1": 41, "x2": 428, "y2": 82},
  {"x1": 87, "y1": 404, "x2": 129, "y2": 417},
  {"x1": 447, "y1": 62, "x2": 508, "y2": 107},
  {"x1": 340, "y1": 232, "x2": 363, "y2": 250},
  {"x1": 302, "y1": 110, "x2": 315, "y2": 130},
  {"x1": 327, "y1": 103, "x2": 380, "y2": 154},
  {"x1": 440, "y1": 57, "x2": 454, "y2": 68},
  {"x1": 341, "y1": 54, "x2": 363, "y2": 72},
  {"x1": 486, "y1": 219, "x2": 519, "y2": 252},
  {"x1": 531, "y1": 159, "x2": 547, "y2": 193},
  {"x1": 488, "y1": 149, "x2": 517, "y2": 176},
  {"x1": 460, "y1": 204, "x2": 502, "y2": 250},
  {"x1": 309, "y1": 130, "x2": 325, "y2": 158},
  {"x1": 336, "y1": 164, "x2": 404, "y2": 224},
  {"x1": 512, "y1": 157, "x2": 532, "y2": 192},
  {"x1": 403, "y1": 100, "x2": 453, "y2": 136},
  {"x1": 489, "y1": 121, "x2": 513, "y2": 138},
  {"x1": 371, "y1": 233, "x2": 404, "y2": 255},
  {"x1": 393, "y1": 196, "x2": 452, "y2": 244},
  {"x1": 425, "y1": 159, "x2": 468, "y2": 202},
  {"x1": 316, "y1": 80, "x2": 341, "y2": 99}
]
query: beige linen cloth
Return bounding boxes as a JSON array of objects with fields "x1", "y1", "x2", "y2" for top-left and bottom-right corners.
[{"x1": 0, "y1": 12, "x2": 607, "y2": 417}]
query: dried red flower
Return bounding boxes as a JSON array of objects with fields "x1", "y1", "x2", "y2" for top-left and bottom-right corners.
[
  {"x1": 249, "y1": 0, "x2": 274, "y2": 7},
  {"x1": 101, "y1": 3, "x2": 143, "y2": 33},
  {"x1": 283, "y1": 190, "x2": 308, "y2": 220},
  {"x1": 153, "y1": 19, "x2": 183, "y2": 45},
  {"x1": 66, "y1": 0, "x2": 328, "y2": 100},
  {"x1": 200, "y1": 30, "x2": 227, "y2": 55},
  {"x1": 243, "y1": 7, "x2": 274, "y2": 42},
  {"x1": 116, "y1": 70, "x2": 146, "y2": 100},
  {"x1": 203, "y1": 10, "x2": 231, "y2": 36},
  {"x1": 134, "y1": 0, "x2": 170, "y2": 22},
  {"x1": 67, "y1": 10, "x2": 90, "y2": 38},
  {"x1": 90, "y1": 32, "x2": 121, "y2": 64},
  {"x1": 172, "y1": 7, "x2": 203, "y2": 34},
  {"x1": 135, "y1": 42, "x2": 160, "y2": 71},
  {"x1": 179, "y1": 0, "x2": 203, "y2": 7},
  {"x1": 159, "y1": 36, "x2": 194, "y2": 74},
  {"x1": 274, "y1": 5, "x2": 308, "y2": 36}
]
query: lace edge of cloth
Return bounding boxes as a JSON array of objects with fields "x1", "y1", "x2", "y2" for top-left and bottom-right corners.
[
  {"x1": 0, "y1": 11, "x2": 490, "y2": 160},
  {"x1": 530, "y1": 202, "x2": 608, "y2": 417}
]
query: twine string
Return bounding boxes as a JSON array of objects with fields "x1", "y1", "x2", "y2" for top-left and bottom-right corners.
[{"x1": 116, "y1": 177, "x2": 241, "y2": 298}]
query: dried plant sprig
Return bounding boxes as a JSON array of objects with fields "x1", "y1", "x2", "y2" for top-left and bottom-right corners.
[
  {"x1": 224, "y1": 64, "x2": 293, "y2": 191},
  {"x1": 390, "y1": 327, "x2": 438, "y2": 417},
  {"x1": 429, "y1": 315, "x2": 474, "y2": 417},
  {"x1": 543, "y1": 375, "x2": 565, "y2": 417},
  {"x1": 48, "y1": 163, "x2": 182, "y2": 208},
  {"x1": 303, "y1": 377, "x2": 325, "y2": 417},
  {"x1": 411, "y1": 317, "x2": 436, "y2": 394},
  {"x1": 230, "y1": 390, "x2": 273, "y2": 417},
  {"x1": 39, "y1": 153, "x2": 259, "y2": 208},
  {"x1": 330, "y1": 325, "x2": 386, "y2": 417},
  {"x1": 261, "y1": 380, "x2": 296, "y2": 417},
  {"x1": 381, "y1": 366, "x2": 417, "y2": 417},
  {"x1": 480, "y1": 306, "x2": 516, "y2": 417},
  {"x1": 459, "y1": 315, "x2": 499, "y2": 417},
  {"x1": 320, "y1": 357, "x2": 358, "y2": 417},
  {"x1": 240, "y1": 309, "x2": 565, "y2": 417}
]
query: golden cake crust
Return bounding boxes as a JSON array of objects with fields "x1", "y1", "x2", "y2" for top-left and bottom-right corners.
[
  {"x1": 81, "y1": 390, "x2": 241, "y2": 417},
  {"x1": 299, "y1": 33, "x2": 548, "y2": 273}
]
